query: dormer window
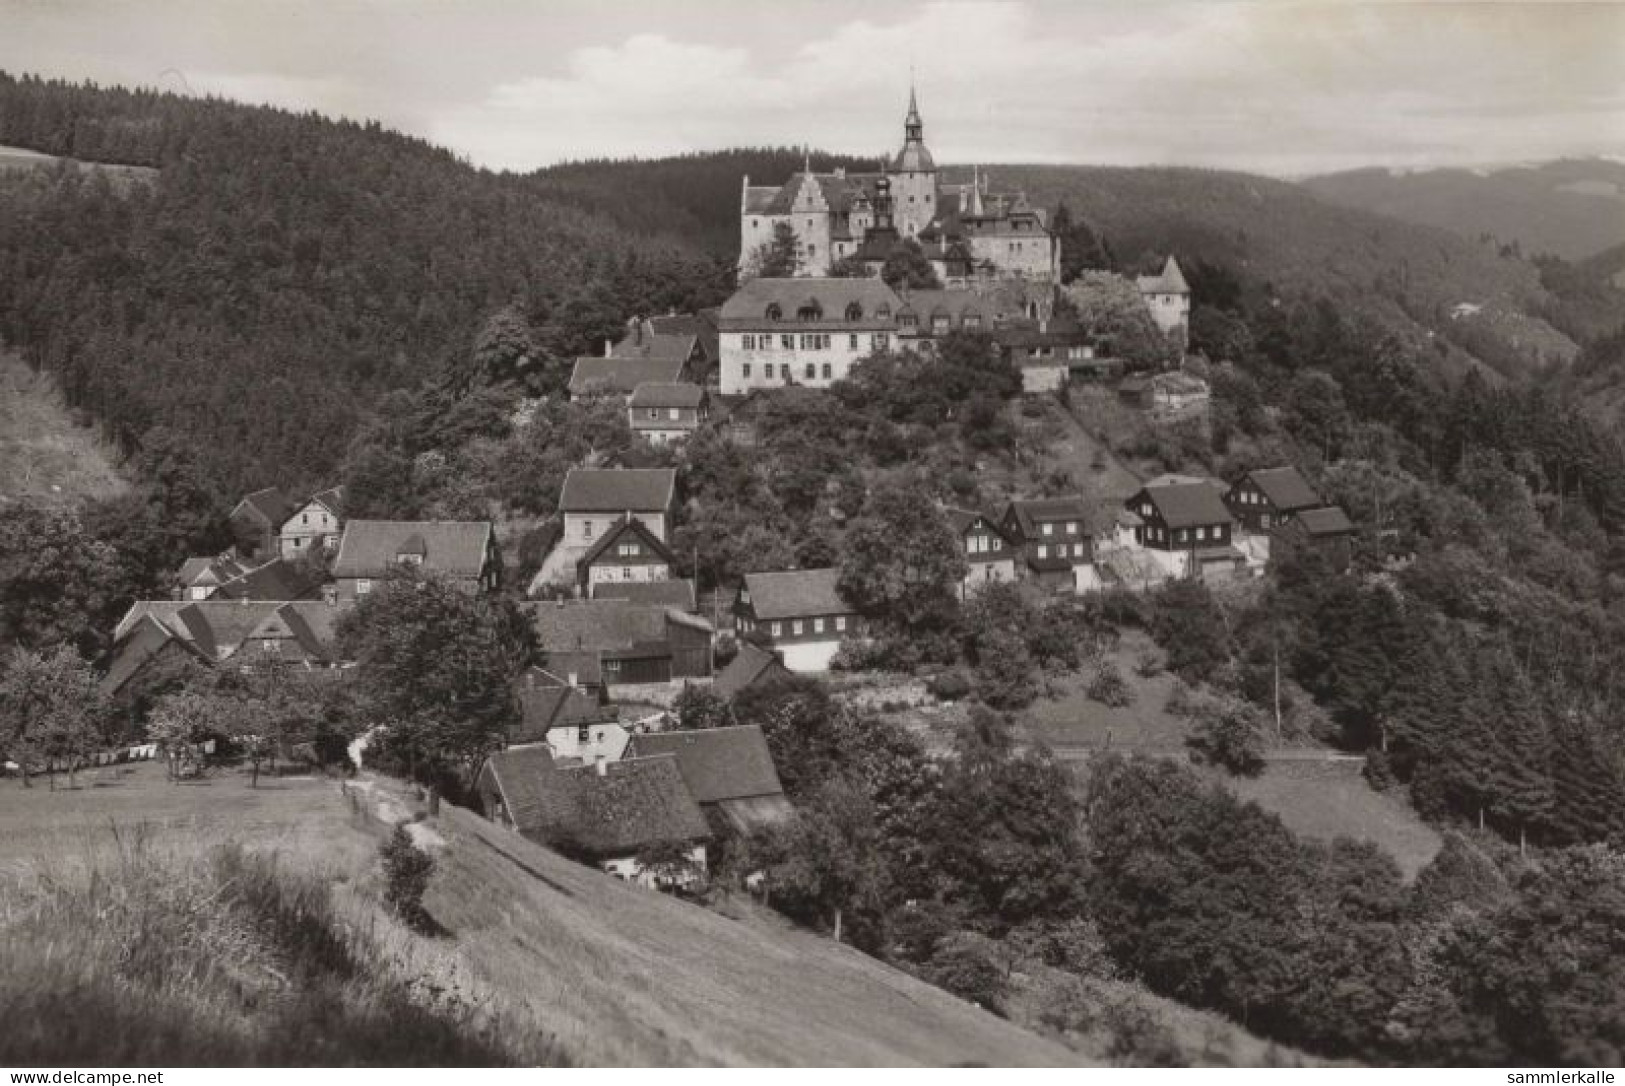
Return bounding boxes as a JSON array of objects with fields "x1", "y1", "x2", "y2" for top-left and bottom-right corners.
[
  {"x1": 765, "y1": 303, "x2": 783, "y2": 322},
  {"x1": 876, "y1": 304, "x2": 891, "y2": 320},
  {"x1": 845, "y1": 302, "x2": 863, "y2": 321},
  {"x1": 796, "y1": 303, "x2": 822, "y2": 322},
  {"x1": 397, "y1": 552, "x2": 424, "y2": 566}
]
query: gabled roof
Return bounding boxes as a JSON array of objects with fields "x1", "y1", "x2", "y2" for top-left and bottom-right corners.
[
  {"x1": 100, "y1": 614, "x2": 209, "y2": 695},
  {"x1": 114, "y1": 600, "x2": 347, "y2": 663},
  {"x1": 568, "y1": 356, "x2": 685, "y2": 397},
  {"x1": 532, "y1": 754, "x2": 711, "y2": 858},
  {"x1": 306, "y1": 485, "x2": 346, "y2": 517},
  {"x1": 1241, "y1": 466, "x2": 1322, "y2": 512},
  {"x1": 712, "y1": 642, "x2": 790, "y2": 699},
  {"x1": 213, "y1": 558, "x2": 316, "y2": 602},
  {"x1": 239, "y1": 603, "x2": 334, "y2": 663},
  {"x1": 1294, "y1": 506, "x2": 1356, "y2": 536},
  {"x1": 176, "y1": 555, "x2": 248, "y2": 588},
  {"x1": 945, "y1": 506, "x2": 1013, "y2": 545},
  {"x1": 232, "y1": 487, "x2": 296, "y2": 526},
  {"x1": 577, "y1": 515, "x2": 676, "y2": 572},
  {"x1": 480, "y1": 745, "x2": 560, "y2": 832},
  {"x1": 720, "y1": 278, "x2": 903, "y2": 330},
  {"x1": 523, "y1": 599, "x2": 711, "y2": 655},
  {"x1": 894, "y1": 289, "x2": 997, "y2": 325},
  {"x1": 1004, "y1": 497, "x2": 1092, "y2": 538},
  {"x1": 611, "y1": 321, "x2": 697, "y2": 363},
  {"x1": 1134, "y1": 476, "x2": 1234, "y2": 530},
  {"x1": 593, "y1": 579, "x2": 697, "y2": 611},
  {"x1": 629, "y1": 382, "x2": 704, "y2": 409},
  {"x1": 1136, "y1": 256, "x2": 1190, "y2": 295},
  {"x1": 559, "y1": 468, "x2": 676, "y2": 515},
  {"x1": 331, "y1": 520, "x2": 493, "y2": 579},
  {"x1": 511, "y1": 678, "x2": 618, "y2": 748},
  {"x1": 627, "y1": 725, "x2": 784, "y2": 805},
  {"x1": 742, "y1": 568, "x2": 851, "y2": 621}
]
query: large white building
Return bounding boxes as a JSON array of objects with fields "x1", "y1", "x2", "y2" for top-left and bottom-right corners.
[
  {"x1": 738, "y1": 87, "x2": 1058, "y2": 284},
  {"x1": 717, "y1": 278, "x2": 904, "y2": 396}
]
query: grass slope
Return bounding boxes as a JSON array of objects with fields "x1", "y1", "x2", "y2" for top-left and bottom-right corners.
[
  {"x1": 0, "y1": 351, "x2": 126, "y2": 507},
  {"x1": 0, "y1": 762, "x2": 1077, "y2": 1067}
]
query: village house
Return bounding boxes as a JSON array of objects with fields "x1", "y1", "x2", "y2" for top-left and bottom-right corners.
[
  {"x1": 628, "y1": 381, "x2": 706, "y2": 444},
  {"x1": 175, "y1": 555, "x2": 250, "y2": 600},
  {"x1": 575, "y1": 514, "x2": 675, "y2": 599},
  {"x1": 278, "y1": 486, "x2": 345, "y2": 558},
  {"x1": 568, "y1": 355, "x2": 686, "y2": 402},
  {"x1": 1125, "y1": 474, "x2": 1243, "y2": 580},
  {"x1": 718, "y1": 277, "x2": 902, "y2": 396},
  {"x1": 627, "y1": 725, "x2": 794, "y2": 833},
  {"x1": 229, "y1": 487, "x2": 297, "y2": 561},
  {"x1": 945, "y1": 506, "x2": 1020, "y2": 597},
  {"x1": 558, "y1": 468, "x2": 677, "y2": 555},
  {"x1": 508, "y1": 667, "x2": 629, "y2": 763},
  {"x1": 524, "y1": 599, "x2": 714, "y2": 689},
  {"x1": 1000, "y1": 497, "x2": 1096, "y2": 591},
  {"x1": 1274, "y1": 505, "x2": 1357, "y2": 566},
  {"x1": 330, "y1": 520, "x2": 499, "y2": 604},
  {"x1": 594, "y1": 578, "x2": 698, "y2": 611},
  {"x1": 475, "y1": 745, "x2": 710, "y2": 888},
  {"x1": 175, "y1": 555, "x2": 316, "y2": 603},
  {"x1": 606, "y1": 315, "x2": 704, "y2": 368},
  {"x1": 1225, "y1": 465, "x2": 1325, "y2": 533},
  {"x1": 735, "y1": 568, "x2": 859, "y2": 673},
  {"x1": 1135, "y1": 256, "x2": 1192, "y2": 348},
  {"x1": 103, "y1": 598, "x2": 346, "y2": 699},
  {"x1": 712, "y1": 641, "x2": 793, "y2": 700}
]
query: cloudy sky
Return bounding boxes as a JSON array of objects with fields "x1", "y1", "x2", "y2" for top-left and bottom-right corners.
[{"x1": 3, "y1": 0, "x2": 1622, "y2": 176}]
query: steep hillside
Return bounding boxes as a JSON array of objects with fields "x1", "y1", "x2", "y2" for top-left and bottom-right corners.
[
  {"x1": 1303, "y1": 159, "x2": 1625, "y2": 261},
  {"x1": 0, "y1": 74, "x2": 730, "y2": 499},
  {"x1": 0, "y1": 350, "x2": 126, "y2": 506}
]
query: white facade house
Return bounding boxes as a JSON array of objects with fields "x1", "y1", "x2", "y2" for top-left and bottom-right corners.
[{"x1": 718, "y1": 278, "x2": 904, "y2": 396}]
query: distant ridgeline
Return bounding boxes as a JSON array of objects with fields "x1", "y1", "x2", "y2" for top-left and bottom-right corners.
[{"x1": 0, "y1": 72, "x2": 730, "y2": 499}]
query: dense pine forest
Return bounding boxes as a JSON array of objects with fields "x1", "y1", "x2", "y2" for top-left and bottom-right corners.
[{"x1": 0, "y1": 72, "x2": 732, "y2": 499}]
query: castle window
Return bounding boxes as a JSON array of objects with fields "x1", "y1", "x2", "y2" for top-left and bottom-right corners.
[
  {"x1": 765, "y1": 303, "x2": 782, "y2": 322},
  {"x1": 845, "y1": 302, "x2": 863, "y2": 321}
]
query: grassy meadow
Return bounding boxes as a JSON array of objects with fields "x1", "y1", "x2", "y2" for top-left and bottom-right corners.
[{"x1": 0, "y1": 352, "x2": 127, "y2": 508}]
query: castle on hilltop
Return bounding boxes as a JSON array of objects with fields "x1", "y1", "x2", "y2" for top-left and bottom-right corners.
[{"x1": 738, "y1": 87, "x2": 1059, "y2": 285}]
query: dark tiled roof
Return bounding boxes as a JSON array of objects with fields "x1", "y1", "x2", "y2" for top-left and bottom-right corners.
[
  {"x1": 176, "y1": 555, "x2": 248, "y2": 587},
  {"x1": 214, "y1": 558, "x2": 316, "y2": 602},
  {"x1": 101, "y1": 615, "x2": 208, "y2": 695},
  {"x1": 559, "y1": 468, "x2": 676, "y2": 515},
  {"x1": 568, "y1": 356, "x2": 684, "y2": 397},
  {"x1": 305, "y1": 486, "x2": 346, "y2": 518},
  {"x1": 116, "y1": 599, "x2": 347, "y2": 661},
  {"x1": 627, "y1": 725, "x2": 784, "y2": 804},
  {"x1": 742, "y1": 568, "x2": 851, "y2": 621},
  {"x1": 576, "y1": 515, "x2": 675, "y2": 572},
  {"x1": 629, "y1": 381, "x2": 704, "y2": 409},
  {"x1": 540, "y1": 755, "x2": 711, "y2": 858},
  {"x1": 1136, "y1": 478, "x2": 1234, "y2": 530},
  {"x1": 1243, "y1": 466, "x2": 1322, "y2": 512},
  {"x1": 594, "y1": 579, "x2": 696, "y2": 610},
  {"x1": 712, "y1": 642, "x2": 789, "y2": 699},
  {"x1": 481, "y1": 746, "x2": 560, "y2": 831},
  {"x1": 234, "y1": 487, "x2": 296, "y2": 526},
  {"x1": 332, "y1": 520, "x2": 492, "y2": 579},
  {"x1": 1004, "y1": 497, "x2": 1091, "y2": 538},
  {"x1": 945, "y1": 506, "x2": 1014, "y2": 546},
  {"x1": 720, "y1": 278, "x2": 903, "y2": 330},
  {"x1": 895, "y1": 289, "x2": 997, "y2": 323},
  {"x1": 523, "y1": 599, "x2": 704, "y2": 654},
  {"x1": 511, "y1": 682, "x2": 617, "y2": 747},
  {"x1": 544, "y1": 650, "x2": 603, "y2": 688},
  {"x1": 1294, "y1": 506, "x2": 1356, "y2": 536}
]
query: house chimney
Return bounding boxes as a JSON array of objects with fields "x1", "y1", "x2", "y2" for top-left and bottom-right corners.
[
  {"x1": 603, "y1": 338, "x2": 612, "y2": 357},
  {"x1": 594, "y1": 752, "x2": 608, "y2": 776}
]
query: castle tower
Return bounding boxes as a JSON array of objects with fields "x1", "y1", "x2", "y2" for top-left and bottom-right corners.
[{"x1": 887, "y1": 83, "x2": 937, "y2": 238}]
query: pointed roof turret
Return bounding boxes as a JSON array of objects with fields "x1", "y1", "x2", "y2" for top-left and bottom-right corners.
[{"x1": 891, "y1": 84, "x2": 935, "y2": 173}]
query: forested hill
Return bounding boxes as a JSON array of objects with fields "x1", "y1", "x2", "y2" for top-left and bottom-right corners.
[{"x1": 0, "y1": 73, "x2": 731, "y2": 498}]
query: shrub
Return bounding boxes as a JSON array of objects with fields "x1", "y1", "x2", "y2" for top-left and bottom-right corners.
[
  {"x1": 927, "y1": 670, "x2": 972, "y2": 702},
  {"x1": 380, "y1": 825, "x2": 436, "y2": 933},
  {"x1": 1134, "y1": 649, "x2": 1164, "y2": 678},
  {"x1": 921, "y1": 932, "x2": 1008, "y2": 1014},
  {"x1": 1103, "y1": 997, "x2": 1186, "y2": 1067},
  {"x1": 1088, "y1": 660, "x2": 1134, "y2": 707},
  {"x1": 1363, "y1": 748, "x2": 1396, "y2": 791}
]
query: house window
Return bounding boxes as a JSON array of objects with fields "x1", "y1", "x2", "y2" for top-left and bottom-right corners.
[
  {"x1": 604, "y1": 659, "x2": 620, "y2": 673},
  {"x1": 792, "y1": 620, "x2": 804, "y2": 635},
  {"x1": 814, "y1": 618, "x2": 825, "y2": 634},
  {"x1": 742, "y1": 363, "x2": 752, "y2": 378},
  {"x1": 1065, "y1": 521, "x2": 1078, "y2": 534},
  {"x1": 622, "y1": 567, "x2": 632, "y2": 579},
  {"x1": 578, "y1": 723, "x2": 590, "y2": 743},
  {"x1": 1037, "y1": 544, "x2": 1049, "y2": 559},
  {"x1": 1197, "y1": 527, "x2": 1208, "y2": 541},
  {"x1": 835, "y1": 616, "x2": 847, "y2": 631},
  {"x1": 356, "y1": 579, "x2": 373, "y2": 595},
  {"x1": 646, "y1": 408, "x2": 660, "y2": 419},
  {"x1": 849, "y1": 334, "x2": 859, "y2": 350},
  {"x1": 1176, "y1": 529, "x2": 1188, "y2": 543},
  {"x1": 822, "y1": 363, "x2": 832, "y2": 379},
  {"x1": 668, "y1": 408, "x2": 679, "y2": 420},
  {"x1": 618, "y1": 542, "x2": 638, "y2": 557},
  {"x1": 742, "y1": 334, "x2": 755, "y2": 350},
  {"x1": 931, "y1": 316, "x2": 949, "y2": 334},
  {"x1": 582, "y1": 520, "x2": 594, "y2": 539},
  {"x1": 301, "y1": 513, "x2": 309, "y2": 525},
  {"x1": 1041, "y1": 523, "x2": 1054, "y2": 536},
  {"x1": 770, "y1": 622, "x2": 782, "y2": 637},
  {"x1": 805, "y1": 362, "x2": 816, "y2": 380},
  {"x1": 871, "y1": 333, "x2": 889, "y2": 351},
  {"x1": 781, "y1": 334, "x2": 794, "y2": 349}
]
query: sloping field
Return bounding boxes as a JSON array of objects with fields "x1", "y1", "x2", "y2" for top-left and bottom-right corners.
[
  {"x1": 424, "y1": 800, "x2": 1078, "y2": 1066},
  {"x1": 0, "y1": 143, "x2": 158, "y2": 186},
  {"x1": 0, "y1": 352, "x2": 127, "y2": 506},
  {"x1": 0, "y1": 763, "x2": 1078, "y2": 1067}
]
